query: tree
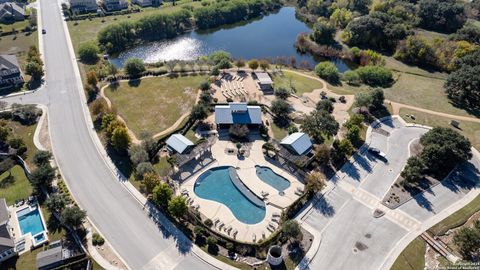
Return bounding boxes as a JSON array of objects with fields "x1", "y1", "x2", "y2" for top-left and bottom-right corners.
[
  {"x1": 33, "y1": 150, "x2": 52, "y2": 167},
  {"x1": 454, "y1": 221, "x2": 480, "y2": 260},
  {"x1": 401, "y1": 156, "x2": 425, "y2": 185},
  {"x1": 394, "y1": 36, "x2": 438, "y2": 68},
  {"x1": 343, "y1": 70, "x2": 361, "y2": 85},
  {"x1": 209, "y1": 50, "x2": 231, "y2": 66},
  {"x1": 61, "y1": 206, "x2": 86, "y2": 229},
  {"x1": 271, "y1": 98, "x2": 291, "y2": 125},
  {"x1": 274, "y1": 87, "x2": 290, "y2": 100},
  {"x1": 452, "y1": 22, "x2": 480, "y2": 45},
  {"x1": 107, "y1": 62, "x2": 118, "y2": 78},
  {"x1": 142, "y1": 172, "x2": 160, "y2": 194},
  {"x1": 445, "y1": 65, "x2": 480, "y2": 111},
  {"x1": 78, "y1": 42, "x2": 99, "y2": 64},
  {"x1": 334, "y1": 139, "x2": 354, "y2": 159},
  {"x1": 259, "y1": 59, "x2": 270, "y2": 71},
  {"x1": 369, "y1": 88, "x2": 385, "y2": 109},
  {"x1": 168, "y1": 196, "x2": 188, "y2": 219},
  {"x1": 314, "y1": 144, "x2": 331, "y2": 165},
  {"x1": 234, "y1": 59, "x2": 245, "y2": 70},
  {"x1": 305, "y1": 171, "x2": 326, "y2": 193},
  {"x1": 282, "y1": 220, "x2": 302, "y2": 243},
  {"x1": 128, "y1": 144, "x2": 149, "y2": 167},
  {"x1": 111, "y1": 126, "x2": 131, "y2": 151},
  {"x1": 301, "y1": 110, "x2": 339, "y2": 143},
  {"x1": 124, "y1": 58, "x2": 146, "y2": 77},
  {"x1": 315, "y1": 62, "x2": 339, "y2": 83},
  {"x1": 30, "y1": 164, "x2": 56, "y2": 189},
  {"x1": 330, "y1": 8, "x2": 353, "y2": 28},
  {"x1": 418, "y1": 0, "x2": 466, "y2": 33},
  {"x1": 346, "y1": 125, "x2": 361, "y2": 145},
  {"x1": 310, "y1": 21, "x2": 336, "y2": 44},
  {"x1": 0, "y1": 159, "x2": 15, "y2": 178},
  {"x1": 135, "y1": 162, "x2": 155, "y2": 179},
  {"x1": 190, "y1": 104, "x2": 208, "y2": 121},
  {"x1": 46, "y1": 194, "x2": 67, "y2": 213},
  {"x1": 344, "y1": 114, "x2": 364, "y2": 129},
  {"x1": 86, "y1": 71, "x2": 98, "y2": 86},
  {"x1": 152, "y1": 182, "x2": 173, "y2": 208},
  {"x1": 25, "y1": 61, "x2": 44, "y2": 80},
  {"x1": 10, "y1": 104, "x2": 41, "y2": 125},
  {"x1": 316, "y1": 99, "x2": 334, "y2": 114},
  {"x1": 248, "y1": 59, "x2": 259, "y2": 70},
  {"x1": 199, "y1": 80, "x2": 210, "y2": 91},
  {"x1": 228, "y1": 124, "x2": 249, "y2": 139}
]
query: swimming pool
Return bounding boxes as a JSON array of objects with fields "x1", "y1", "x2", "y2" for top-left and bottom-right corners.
[
  {"x1": 255, "y1": 166, "x2": 291, "y2": 191},
  {"x1": 17, "y1": 207, "x2": 45, "y2": 236},
  {"x1": 194, "y1": 166, "x2": 266, "y2": 224}
]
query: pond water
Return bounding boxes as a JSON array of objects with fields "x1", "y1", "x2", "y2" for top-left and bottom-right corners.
[{"x1": 110, "y1": 7, "x2": 350, "y2": 72}]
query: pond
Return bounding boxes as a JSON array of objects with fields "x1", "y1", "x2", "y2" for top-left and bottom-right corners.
[{"x1": 110, "y1": 7, "x2": 350, "y2": 72}]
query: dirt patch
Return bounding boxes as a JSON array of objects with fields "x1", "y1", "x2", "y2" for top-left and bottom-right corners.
[{"x1": 382, "y1": 176, "x2": 440, "y2": 209}]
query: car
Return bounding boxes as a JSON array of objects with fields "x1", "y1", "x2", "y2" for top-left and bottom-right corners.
[
  {"x1": 42, "y1": 29, "x2": 46, "y2": 34},
  {"x1": 368, "y1": 147, "x2": 387, "y2": 158}
]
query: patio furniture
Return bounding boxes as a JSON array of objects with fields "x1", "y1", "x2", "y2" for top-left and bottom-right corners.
[
  {"x1": 213, "y1": 218, "x2": 220, "y2": 226},
  {"x1": 268, "y1": 222, "x2": 277, "y2": 230},
  {"x1": 218, "y1": 222, "x2": 225, "y2": 229},
  {"x1": 233, "y1": 229, "x2": 238, "y2": 237},
  {"x1": 226, "y1": 225, "x2": 232, "y2": 233},
  {"x1": 267, "y1": 226, "x2": 274, "y2": 232},
  {"x1": 272, "y1": 212, "x2": 281, "y2": 217},
  {"x1": 252, "y1": 234, "x2": 256, "y2": 242},
  {"x1": 181, "y1": 189, "x2": 188, "y2": 195},
  {"x1": 271, "y1": 217, "x2": 280, "y2": 224}
]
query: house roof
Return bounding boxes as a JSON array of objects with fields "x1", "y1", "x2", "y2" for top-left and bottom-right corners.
[
  {"x1": 0, "y1": 55, "x2": 20, "y2": 71},
  {"x1": 36, "y1": 246, "x2": 63, "y2": 269},
  {"x1": 215, "y1": 103, "x2": 262, "y2": 125},
  {"x1": 166, "y1": 134, "x2": 194, "y2": 154},
  {"x1": 280, "y1": 132, "x2": 312, "y2": 155},
  {"x1": 255, "y1": 72, "x2": 273, "y2": 85},
  {"x1": 0, "y1": 198, "x2": 8, "y2": 225},
  {"x1": 0, "y1": 2, "x2": 24, "y2": 18}
]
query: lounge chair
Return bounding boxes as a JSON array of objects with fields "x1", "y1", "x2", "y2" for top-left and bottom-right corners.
[
  {"x1": 181, "y1": 189, "x2": 188, "y2": 195},
  {"x1": 268, "y1": 222, "x2": 277, "y2": 230},
  {"x1": 218, "y1": 222, "x2": 225, "y2": 229},
  {"x1": 267, "y1": 226, "x2": 274, "y2": 232},
  {"x1": 226, "y1": 226, "x2": 232, "y2": 233},
  {"x1": 271, "y1": 216, "x2": 280, "y2": 224},
  {"x1": 272, "y1": 212, "x2": 281, "y2": 217},
  {"x1": 233, "y1": 229, "x2": 238, "y2": 237},
  {"x1": 213, "y1": 218, "x2": 220, "y2": 226},
  {"x1": 261, "y1": 191, "x2": 269, "y2": 197}
]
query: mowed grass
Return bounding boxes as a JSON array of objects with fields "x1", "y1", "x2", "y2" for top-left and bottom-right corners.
[
  {"x1": 67, "y1": 0, "x2": 203, "y2": 53},
  {"x1": 386, "y1": 73, "x2": 477, "y2": 117},
  {"x1": 5, "y1": 119, "x2": 38, "y2": 167},
  {"x1": 390, "y1": 237, "x2": 426, "y2": 270},
  {"x1": 272, "y1": 70, "x2": 324, "y2": 95},
  {"x1": 399, "y1": 108, "x2": 480, "y2": 150},
  {"x1": 104, "y1": 75, "x2": 205, "y2": 135},
  {"x1": 429, "y1": 195, "x2": 480, "y2": 236},
  {"x1": 0, "y1": 165, "x2": 33, "y2": 205},
  {"x1": 0, "y1": 20, "x2": 30, "y2": 33}
]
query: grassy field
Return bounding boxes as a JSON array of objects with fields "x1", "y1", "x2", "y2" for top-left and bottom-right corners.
[
  {"x1": 386, "y1": 73, "x2": 475, "y2": 117},
  {"x1": 272, "y1": 70, "x2": 325, "y2": 95},
  {"x1": 0, "y1": 165, "x2": 33, "y2": 205},
  {"x1": 270, "y1": 121, "x2": 288, "y2": 140},
  {"x1": 429, "y1": 195, "x2": 480, "y2": 236},
  {"x1": 390, "y1": 237, "x2": 426, "y2": 270},
  {"x1": 5, "y1": 119, "x2": 39, "y2": 168},
  {"x1": 104, "y1": 75, "x2": 204, "y2": 136},
  {"x1": 0, "y1": 20, "x2": 30, "y2": 33},
  {"x1": 67, "y1": 1, "x2": 203, "y2": 53},
  {"x1": 399, "y1": 108, "x2": 480, "y2": 150}
]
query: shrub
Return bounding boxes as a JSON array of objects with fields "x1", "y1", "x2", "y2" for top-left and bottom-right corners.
[
  {"x1": 78, "y1": 42, "x2": 99, "y2": 64},
  {"x1": 355, "y1": 66, "x2": 393, "y2": 87},
  {"x1": 315, "y1": 61, "x2": 339, "y2": 83},
  {"x1": 92, "y1": 233, "x2": 105, "y2": 246},
  {"x1": 204, "y1": 218, "x2": 213, "y2": 227},
  {"x1": 343, "y1": 70, "x2": 361, "y2": 85},
  {"x1": 124, "y1": 58, "x2": 146, "y2": 77}
]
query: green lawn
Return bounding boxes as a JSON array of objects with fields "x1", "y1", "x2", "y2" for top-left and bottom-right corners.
[
  {"x1": 270, "y1": 121, "x2": 288, "y2": 140},
  {"x1": 429, "y1": 195, "x2": 480, "y2": 236},
  {"x1": 399, "y1": 108, "x2": 480, "y2": 150},
  {"x1": 67, "y1": 1, "x2": 203, "y2": 53},
  {"x1": 272, "y1": 70, "x2": 325, "y2": 96},
  {"x1": 0, "y1": 20, "x2": 30, "y2": 33},
  {"x1": 104, "y1": 75, "x2": 205, "y2": 136},
  {"x1": 0, "y1": 165, "x2": 33, "y2": 205},
  {"x1": 390, "y1": 237, "x2": 426, "y2": 270},
  {"x1": 153, "y1": 156, "x2": 171, "y2": 177},
  {"x1": 5, "y1": 119, "x2": 38, "y2": 168}
]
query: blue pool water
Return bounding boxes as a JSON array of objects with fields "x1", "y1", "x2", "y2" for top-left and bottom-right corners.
[
  {"x1": 17, "y1": 208, "x2": 45, "y2": 236},
  {"x1": 255, "y1": 166, "x2": 291, "y2": 191},
  {"x1": 194, "y1": 166, "x2": 266, "y2": 224}
]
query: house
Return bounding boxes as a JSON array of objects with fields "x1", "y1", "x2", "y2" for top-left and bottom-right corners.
[
  {"x1": 254, "y1": 72, "x2": 273, "y2": 91},
  {"x1": 132, "y1": 0, "x2": 161, "y2": 7},
  {"x1": 36, "y1": 241, "x2": 73, "y2": 270},
  {"x1": 0, "y1": 2, "x2": 25, "y2": 23},
  {"x1": 166, "y1": 134, "x2": 194, "y2": 154},
  {"x1": 0, "y1": 198, "x2": 16, "y2": 263},
  {"x1": 214, "y1": 103, "x2": 262, "y2": 128},
  {"x1": 69, "y1": 0, "x2": 97, "y2": 13},
  {"x1": 280, "y1": 132, "x2": 313, "y2": 155},
  {"x1": 102, "y1": 0, "x2": 128, "y2": 11},
  {"x1": 0, "y1": 55, "x2": 24, "y2": 89}
]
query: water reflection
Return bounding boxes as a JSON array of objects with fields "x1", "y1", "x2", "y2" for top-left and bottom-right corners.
[{"x1": 110, "y1": 7, "x2": 351, "y2": 72}]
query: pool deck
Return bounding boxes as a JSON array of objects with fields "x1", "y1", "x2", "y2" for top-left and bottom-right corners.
[
  {"x1": 180, "y1": 136, "x2": 304, "y2": 243},
  {"x1": 8, "y1": 204, "x2": 49, "y2": 254}
]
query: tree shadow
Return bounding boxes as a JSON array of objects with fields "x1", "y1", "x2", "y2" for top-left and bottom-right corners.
[
  {"x1": 340, "y1": 161, "x2": 361, "y2": 181},
  {"x1": 0, "y1": 174, "x2": 15, "y2": 188},
  {"x1": 127, "y1": 79, "x2": 141, "y2": 88},
  {"x1": 411, "y1": 190, "x2": 434, "y2": 212},
  {"x1": 441, "y1": 162, "x2": 480, "y2": 194},
  {"x1": 312, "y1": 195, "x2": 335, "y2": 217}
]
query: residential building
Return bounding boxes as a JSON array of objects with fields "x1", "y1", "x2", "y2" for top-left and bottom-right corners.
[
  {"x1": 69, "y1": 0, "x2": 97, "y2": 13},
  {"x1": 132, "y1": 0, "x2": 161, "y2": 7},
  {"x1": 102, "y1": 0, "x2": 127, "y2": 11},
  {"x1": 254, "y1": 72, "x2": 273, "y2": 91},
  {"x1": 166, "y1": 134, "x2": 194, "y2": 154},
  {"x1": 0, "y1": 55, "x2": 24, "y2": 89},
  {"x1": 0, "y1": 198, "x2": 16, "y2": 263},
  {"x1": 214, "y1": 102, "x2": 263, "y2": 128},
  {"x1": 36, "y1": 241, "x2": 74, "y2": 270},
  {"x1": 0, "y1": 2, "x2": 25, "y2": 23},
  {"x1": 280, "y1": 132, "x2": 313, "y2": 155}
]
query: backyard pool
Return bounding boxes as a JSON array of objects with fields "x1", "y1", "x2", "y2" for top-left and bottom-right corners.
[
  {"x1": 16, "y1": 207, "x2": 48, "y2": 246},
  {"x1": 194, "y1": 166, "x2": 266, "y2": 224},
  {"x1": 255, "y1": 166, "x2": 291, "y2": 191}
]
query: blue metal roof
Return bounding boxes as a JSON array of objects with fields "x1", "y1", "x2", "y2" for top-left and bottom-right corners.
[
  {"x1": 166, "y1": 134, "x2": 194, "y2": 154},
  {"x1": 215, "y1": 103, "x2": 262, "y2": 125},
  {"x1": 280, "y1": 132, "x2": 312, "y2": 155}
]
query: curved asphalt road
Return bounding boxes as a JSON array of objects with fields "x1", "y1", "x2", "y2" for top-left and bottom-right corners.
[{"x1": 3, "y1": 1, "x2": 216, "y2": 269}]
